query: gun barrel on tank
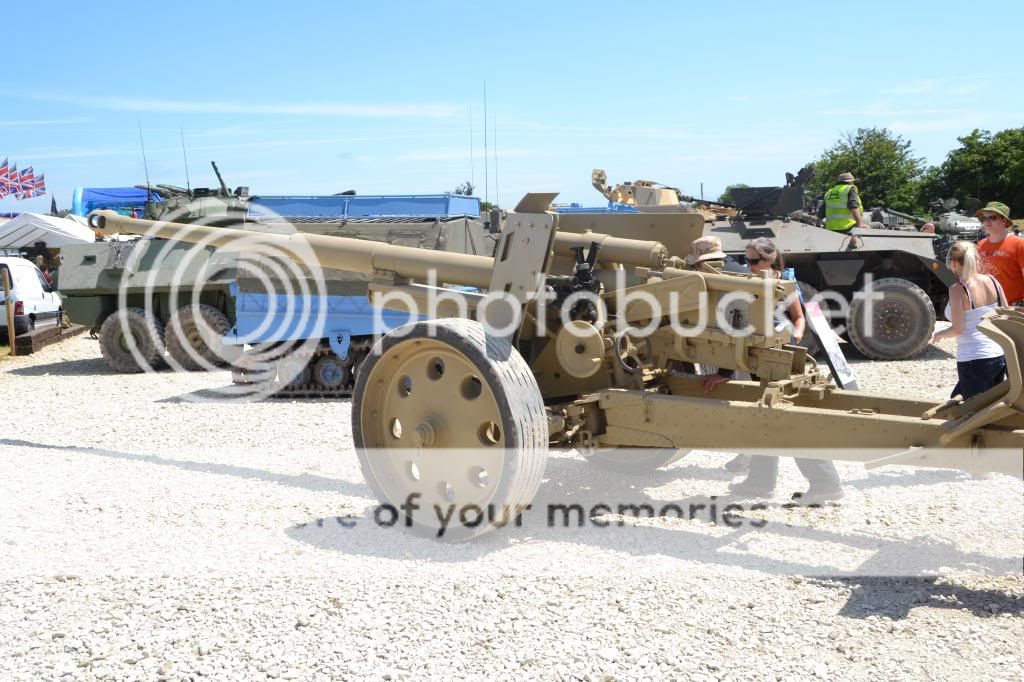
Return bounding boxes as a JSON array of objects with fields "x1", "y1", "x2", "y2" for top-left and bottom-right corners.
[{"x1": 211, "y1": 161, "x2": 230, "y2": 196}]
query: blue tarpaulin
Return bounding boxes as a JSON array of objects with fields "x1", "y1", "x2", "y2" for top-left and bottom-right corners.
[
  {"x1": 246, "y1": 194, "x2": 480, "y2": 221},
  {"x1": 72, "y1": 187, "x2": 163, "y2": 216}
]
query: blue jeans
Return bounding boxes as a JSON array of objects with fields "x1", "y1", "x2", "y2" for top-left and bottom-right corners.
[{"x1": 952, "y1": 356, "x2": 1007, "y2": 400}]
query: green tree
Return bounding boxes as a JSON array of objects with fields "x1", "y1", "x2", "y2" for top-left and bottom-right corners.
[
  {"x1": 918, "y1": 127, "x2": 1024, "y2": 214},
  {"x1": 806, "y1": 127, "x2": 926, "y2": 213},
  {"x1": 718, "y1": 183, "x2": 750, "y2": 205}
]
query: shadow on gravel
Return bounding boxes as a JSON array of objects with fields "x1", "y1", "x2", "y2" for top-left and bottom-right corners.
[
  {"x1": 842, "y1": 468, "x2": 970, "y2": 491},
  {"x1": 7, "y1": 356, "x2": 113, "y2": 377},
  {"x1": 159, "y1": 387, "x2": 353, "y2": 404},
  {"x1": 285, "y1": 454, "x2": 1023, "y2": 600},
  {"x1": 845, "y1": 343, "x2": 955, "y2": 363},
  {"x1": 820, "y1": 576, "x2": 1024, "y2": 619},
  {"x1": 0, "y1": 438, "x2": 370, "y2": 497}
]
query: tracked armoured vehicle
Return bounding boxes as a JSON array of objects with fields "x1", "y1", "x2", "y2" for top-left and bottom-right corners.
[
  {"x1": 88, "y1": 205, "x2": 1024, "y2": 539},
  {"x1": 593, "y1": 167, "x2": 956, "y2": 360}
]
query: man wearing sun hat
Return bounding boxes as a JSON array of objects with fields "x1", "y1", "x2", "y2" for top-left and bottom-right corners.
[
  {"x1": 976, "y1": 201, "x2": 1024, "y2": 306},
  {"x1": 686, "y1": 235, "x2": 747, "y2": 273},
  {"x1": 817, "y1": 172, "x2": 868, "y2": 233}
]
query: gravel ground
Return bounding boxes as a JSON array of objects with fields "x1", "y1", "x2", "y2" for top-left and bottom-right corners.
[{"x1": 1, "y1": 332, "x2": 1022, "y2": 681}]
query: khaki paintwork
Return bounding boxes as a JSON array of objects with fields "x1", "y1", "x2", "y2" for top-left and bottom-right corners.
[{"x1": 89, "y1": 208, "x2": 1024, "y2": 483}]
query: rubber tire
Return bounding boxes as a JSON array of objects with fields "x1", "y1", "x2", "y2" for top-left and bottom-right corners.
[
  {"x1": 98, "y1": 308, "x2": 165, "y2": 373},
  {"x1": 847, "y1": 277, "x2": 934, "y2": 360},
  {"x1": 165, "y1": 304, "x2": 239, "y2": 371},
  {"x1": 353, "y1": 319, "x2": 548, "y2": 541},
  {"x1": 586, "y1": 447, "x2": 689, "y2": 474}
]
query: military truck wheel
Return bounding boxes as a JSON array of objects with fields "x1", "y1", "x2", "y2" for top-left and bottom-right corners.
[
  {"x1": 165, "y1": 304, "x2": 240, "y2": 371},
  {"x1": 847, "y1": 278, "x2": 934, "y2": 360},
  {"x1": 586, "y1": 448, "x2": 689, "y2": 473},
  {"x1": 353, "y1": 319, "x2": 548, "y2": 540},
  {"x1": 98, "y1": 308, "x2": 165, "y2": 373}
]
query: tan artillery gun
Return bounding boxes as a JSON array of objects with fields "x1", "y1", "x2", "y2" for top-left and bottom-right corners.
[{"x1": 88, "y1": 199, "x2": 1024, "y2": 539}]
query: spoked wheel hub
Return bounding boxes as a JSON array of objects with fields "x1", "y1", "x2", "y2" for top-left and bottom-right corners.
[
  {"x1": 353, "y1": 319, "x2": 548, "y2": 540},
  {"x1": 360, "y1": 340, "x2": 507, "y2": 512}
]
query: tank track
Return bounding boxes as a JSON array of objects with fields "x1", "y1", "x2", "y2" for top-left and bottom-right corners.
[{"x1": 231, "y1": 338, "x2": 373, "y2": 399}]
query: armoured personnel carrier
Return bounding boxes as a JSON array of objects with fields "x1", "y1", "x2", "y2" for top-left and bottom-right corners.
[
  {"x1": 594, "y1": 167, "x2": 955, "y2": 360},
  {"x1": 88, "y1": 206, "x2": 1024, "y2": 539},
  {"x1": 57, "y1": 188, "x2": 490, "y2": 382}
]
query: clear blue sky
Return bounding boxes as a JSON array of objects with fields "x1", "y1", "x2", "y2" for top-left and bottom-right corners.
[{"x1": 2, "y1": 0, "x2": 1022, "y2": 214}]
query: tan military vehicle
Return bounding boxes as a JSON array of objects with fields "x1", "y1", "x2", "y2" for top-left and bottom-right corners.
[{"x1": 593, "y1": 168, "x2": 955, "y2": 360}]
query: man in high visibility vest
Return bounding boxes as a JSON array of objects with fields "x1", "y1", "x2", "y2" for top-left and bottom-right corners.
[{"x1": 816, "y1": 172, "x2": 867, "y2": 233}]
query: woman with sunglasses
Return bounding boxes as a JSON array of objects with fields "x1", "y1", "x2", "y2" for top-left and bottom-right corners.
[
  {"x1": 703, "y1": 238, "x2": 844, "y2": 505},
  {"x1": 931, "y1": 241, "x2": 1007, "y2": 399},
  {"x1": 976, "y1": 201, "x2": 1024, "y2": 306}
]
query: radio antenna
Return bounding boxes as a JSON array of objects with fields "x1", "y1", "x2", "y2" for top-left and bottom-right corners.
[
  {"x1": 469, "y1": 104, "x2": 475, "y2": 189},
  {"x1": 180, "y1": 126, "x2": 192, "y2": 193},
  {"x1": 493, "y1": 111, "x2": 500, "y2": 208},
  {"x1": 483, "y1": 82, "x2": 489, "y2": 205},
  {"x1": 137, "y1": 120, "x2": 152, "y2": 202}
]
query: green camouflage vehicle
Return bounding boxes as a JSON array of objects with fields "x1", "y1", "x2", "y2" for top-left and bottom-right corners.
[{"x1": 56, "y1": 184, "x2": 492, "y2": 387}]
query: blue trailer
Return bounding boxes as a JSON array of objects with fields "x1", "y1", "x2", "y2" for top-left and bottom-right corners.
[{"x1": 224, "y1": 194, "x2": 491, "y2": 396}]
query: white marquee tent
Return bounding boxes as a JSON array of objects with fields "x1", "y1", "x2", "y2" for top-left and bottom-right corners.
[{"x1": 0, "y1": 213, "x2": 96, "y2": 249}]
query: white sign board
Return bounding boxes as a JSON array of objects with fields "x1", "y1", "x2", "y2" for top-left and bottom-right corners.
[{"x1": 804, "y1": 301, "x2": 858, "y2": 390}]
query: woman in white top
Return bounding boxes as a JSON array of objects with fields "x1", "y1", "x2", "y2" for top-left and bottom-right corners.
[{"x1": 931, "y1": 241, "x2": 1007, "y2": 399}]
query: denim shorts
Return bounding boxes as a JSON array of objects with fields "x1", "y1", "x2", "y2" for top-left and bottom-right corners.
[{"x1": 952, "y1": 356, "x2": 1007, "y2": 400}]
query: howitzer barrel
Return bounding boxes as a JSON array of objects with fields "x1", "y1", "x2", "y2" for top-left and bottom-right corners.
[
  {"x1": 88, "y1": 210, "x2": 496, "y2": 288},
  {"x1": 551, "y1": 232, "x2": 667, "y2": 269},
  {"x1": 88, "y1": 211, "x2": 673, "y2": 288}
]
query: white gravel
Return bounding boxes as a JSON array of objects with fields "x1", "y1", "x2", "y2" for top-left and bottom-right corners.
[{"x1": 1, "y1": 332, "x2": 1022, "y2": 681}]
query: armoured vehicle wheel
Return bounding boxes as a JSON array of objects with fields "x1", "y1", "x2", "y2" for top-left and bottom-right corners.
[
  {"x1": 313, "y1": 355, "x2": 351, "y2": 390},
  {"x1": 165, "y1": 304, "x2": 240, "y2": 371},
  {"x1": 353, "y1": 319, "x2": 548, "y2": 540},
  {"x1": 585, "y1": 448, "x2": 688, "y2": 474},
  {"x1": 98, "y1": 308, "x2": 165, "y2": 373},
  {"x1": 847, "y1": 278, "x2": 934, "y2": 360}
]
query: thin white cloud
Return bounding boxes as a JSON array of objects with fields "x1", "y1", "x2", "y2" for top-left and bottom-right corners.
[
  {"x1": 397, "y1": 148, "x2": 535, "y2": 162},
  {"x1": 887, "y1": 114, "x2": 1021, "y2": 134},
  {"x1": 0, "y1": 118, "x2": 89, "y2": 127},
  {"x1": 6, "y1": 92, "x2": 459, "y2": 119}
]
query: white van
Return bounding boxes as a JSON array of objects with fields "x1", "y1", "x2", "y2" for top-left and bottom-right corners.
[{"x1": 0, "y1": 257, "x2": 63, "y2": 336}]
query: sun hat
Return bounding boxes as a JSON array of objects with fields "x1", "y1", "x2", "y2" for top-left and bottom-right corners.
[
  {"x1": 976, "y1": 201, "x2": 1012, "y2": 223},
  {"x1": 837, "y1": 172, "x2": 858, "y2": 183},
  {"x1": 687, "y1": 236, "x2": 727, "y2": 265}
]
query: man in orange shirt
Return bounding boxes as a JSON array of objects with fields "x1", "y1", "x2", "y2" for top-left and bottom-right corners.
[{"x1": 976, "y1": 201, "x2": 1024, "y2": 305}]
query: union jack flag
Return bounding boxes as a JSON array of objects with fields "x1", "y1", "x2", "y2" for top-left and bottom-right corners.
[
  {"x1": 32, "y1": 173, "x2": 46, "y2": 197},
  {"x1": 17, "y1": 167, "x2": 35, "y2": 199},
  {"x1": 0, "y1": 158, "x2": 10, "y2": 199},
  {"x1": 4, "y1": 163, "x2": 19, "y2": 198}
]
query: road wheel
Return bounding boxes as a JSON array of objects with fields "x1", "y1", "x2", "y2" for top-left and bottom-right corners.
[
  {"x1": 165, "y1": 304, "x2": 240, "y2": 371},
  {"x1": 98, "y1": 308, "x2": 165, "y2": 373},
  {"x1": 847, "y1": 277, "x2": 934, "y2": 360},
  {"x1": 313, "y1": 355, "x2": 352, "y2": 390},
  {"x1": 353, "y1": 319, "x2": 548, "y2": 540},
  {"x1": 586, "y1": 447, "x2": 689, "y2": 473}
]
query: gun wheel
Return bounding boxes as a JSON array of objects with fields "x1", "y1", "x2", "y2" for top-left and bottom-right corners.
[{"x1": 353, "y1": 319, "x2": 547, "y2": 540}]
